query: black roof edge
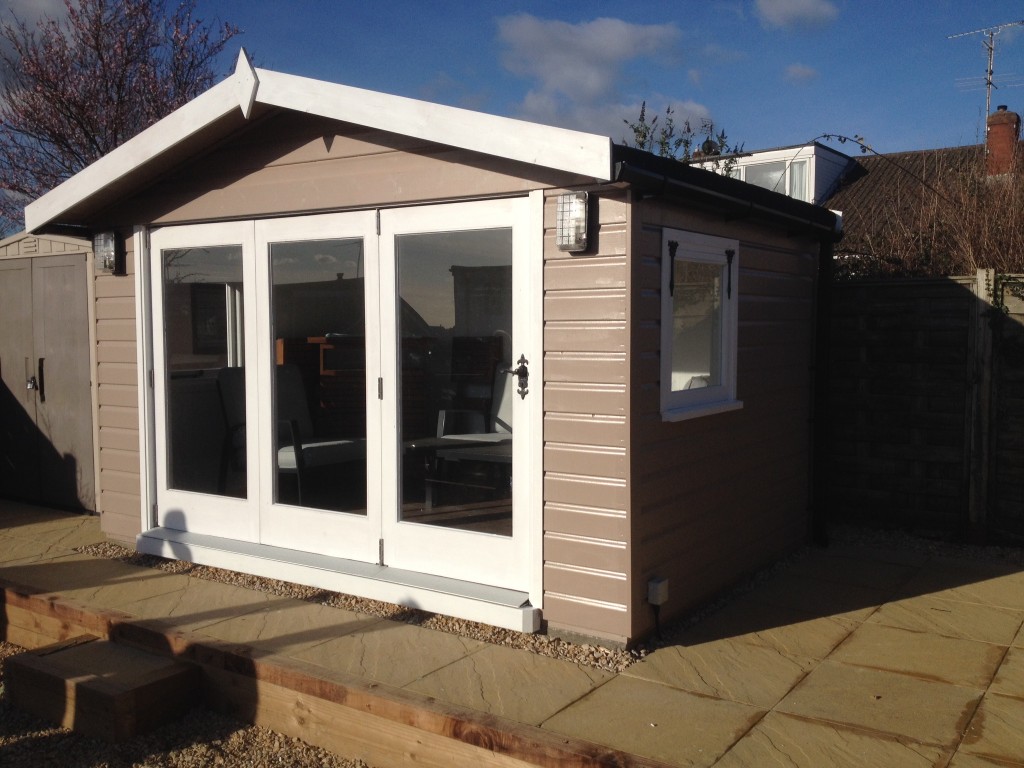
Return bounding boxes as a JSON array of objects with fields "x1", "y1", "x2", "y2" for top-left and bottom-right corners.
[{"x1": 611, "y1": 144, "x2": 842, "y2": 242}]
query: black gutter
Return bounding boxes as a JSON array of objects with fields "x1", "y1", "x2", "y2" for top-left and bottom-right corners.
[{"x1": 611, "y1": 144, "x2": 842, "y2": 241}]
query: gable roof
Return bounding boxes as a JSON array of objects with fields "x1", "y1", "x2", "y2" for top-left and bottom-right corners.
[{"x1": 25, "y1": 50, "x2": 613, "y2": 234}]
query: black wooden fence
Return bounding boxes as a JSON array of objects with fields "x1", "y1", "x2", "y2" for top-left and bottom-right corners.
[{"x1": 822, "y1": 273, "x2": 1024, "y2": 541}]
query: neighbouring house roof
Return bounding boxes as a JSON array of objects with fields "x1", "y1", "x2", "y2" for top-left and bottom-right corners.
[
  {"x1": 826, "y1": 144, "x2": 984, "y2": 253},
  {"x1": 24, "y1": 49, "x2": 840, "y2": 244}
]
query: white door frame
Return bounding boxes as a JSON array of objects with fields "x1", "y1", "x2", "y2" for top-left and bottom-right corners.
[
  {"x1": 137, "y1": 193, "x2": 544, "y2": 605},
  {"x1": 254, "y1": 212, "x2": 382, "y2": 561},
  {"x1": 378, "y1": 197, "x2": 540, "y2": 590},
  {"x1": 149, "y1": 221, "x2": 260, "y2": 542}
]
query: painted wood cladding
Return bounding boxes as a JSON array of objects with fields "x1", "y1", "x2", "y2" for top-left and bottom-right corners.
[
  {"x1": 115, "y1": 113, "x2": 591, "y2": 227},
  {"x1": 96, "y1": 237, "x2": 141, "y2": 543},
  {"x1": 628, "y1": 199, "x2": 820, "y2": 640},
  {"x1": 541, "y1": 191, "x2": 633, "y2": 642}
]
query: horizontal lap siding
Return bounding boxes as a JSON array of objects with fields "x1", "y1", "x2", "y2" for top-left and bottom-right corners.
[
  {"x1": 542, "y1": 191, "x2": 632, "y2": 643},
  {"x1": 122, "y1": 115, "x2": 589, "y2": 225},
  {"x1": 630, "y1": 202, "x2": 819, "y2": 640},
  {"x1": 96, "y1": 241, "x2": 141, "y2": 544}
]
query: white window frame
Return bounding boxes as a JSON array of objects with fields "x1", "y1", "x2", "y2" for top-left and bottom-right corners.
[{"x1": 661, "y1": 228, "x2": 742, "y2": 421}]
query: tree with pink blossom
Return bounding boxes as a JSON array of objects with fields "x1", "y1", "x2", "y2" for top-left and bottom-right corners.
[{"x1": 0, "y1": 0, "x2": 240, "y2": 233}]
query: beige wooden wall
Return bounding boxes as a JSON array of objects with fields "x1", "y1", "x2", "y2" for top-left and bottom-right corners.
[
  {"x1": 628, "y1": 200, "x2": 821, "y2": 641},
  {"x1": 540, "y1": 190, "x2": 634, "y2": 643},
  {"x1": 94, "y1": 236, "x2": 140, "y2": 543}
]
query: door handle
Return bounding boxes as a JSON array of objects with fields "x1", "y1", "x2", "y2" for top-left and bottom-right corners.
[
  {"x1": 26, "y1": 375, "x2": 38, "y2": 391},
  {"x1": 37, "y1": 357, "x2": 45, "y2": 403},
  {"x1": 503, "y1": 354, "x2": 529, "y2": 400}
]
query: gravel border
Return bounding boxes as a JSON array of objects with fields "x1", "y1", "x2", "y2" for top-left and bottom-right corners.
[{"x1": 74, "y1": 524, "x2": 1024, "y2": 672}]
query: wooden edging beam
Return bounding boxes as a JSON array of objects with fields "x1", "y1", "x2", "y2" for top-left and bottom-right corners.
[{"x1": 2, "y1": 582, "x2": 670, "y2": 768}]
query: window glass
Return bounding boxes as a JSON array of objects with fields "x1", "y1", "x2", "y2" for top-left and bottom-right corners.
[
  {"x1": 790, "y1": 159, "x2": 808, "y2": 201},
  {"x1": 661, "y1": 229, "x2": 741, "y2": 419},
  {"x1": 744, "y1": 161, "x2": 786, "y2": 194},
  {"x1": 161, "y1": 245, "x2": 245, "y2": 496},
  {"x1": 671, "y1": 260, "x2": 723, "y2": 392}
]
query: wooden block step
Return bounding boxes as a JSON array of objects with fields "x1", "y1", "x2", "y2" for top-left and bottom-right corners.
[{"x1": 6, "y1": 635, "x2": 201, "y2": 742}]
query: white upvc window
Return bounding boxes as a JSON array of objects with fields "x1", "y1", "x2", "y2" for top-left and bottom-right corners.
[
  {"x1": 730, "y1": 158, "x2": 810, "y2": 201},
  {"x1": 661, "y1": 228, "x2": 742, "y2": 420}
]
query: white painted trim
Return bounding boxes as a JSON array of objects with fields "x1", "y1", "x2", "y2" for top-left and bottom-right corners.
[
  {"x1": 26, "y1": 52, "x2": 259, "y2": 233},
  {"x1": 526, "y1": 190, "x2": 545, "y2": 610},
  {"x1": 25, "y1": 50, "x2": 612, "y2": 234},
  {"x1": 136, "y1": 529, "x2": 541, "y2": 633},
  {"x1": 133, "y1": 226, "x2": 157, "y2": 534},
  {"x1": 254, "y1": 68, "x2": 612, "y2": 181}
]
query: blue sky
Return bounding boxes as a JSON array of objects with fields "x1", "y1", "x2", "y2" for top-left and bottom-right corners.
[{"x1": 13, "y1": 0, "x2": 1024, "y2": 155}]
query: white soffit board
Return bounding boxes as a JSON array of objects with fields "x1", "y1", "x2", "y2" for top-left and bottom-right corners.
[{"x1": 26, "y1": 48, "x2": 611, "y2": 233}]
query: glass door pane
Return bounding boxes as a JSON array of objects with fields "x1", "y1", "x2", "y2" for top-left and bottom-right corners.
[
  {"x1": 161, "y1": 245, "x2": 246, "y2": 497},
  {"x1": 397, "y1": 229, "x2": 514, "y2": 536},
  {"x1": 269, "y1": 238, "x2": 368, "y2": 513}
]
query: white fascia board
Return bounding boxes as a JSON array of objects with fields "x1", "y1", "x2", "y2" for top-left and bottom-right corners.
[
  {"x1": 254, "y1": 68, "x2": 613, "y2": 182},
  {"x1": 25, "y1": 50, "x2": 259, "y2": 233}
]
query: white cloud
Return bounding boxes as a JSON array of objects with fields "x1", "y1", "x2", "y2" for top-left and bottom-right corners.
[
  {"x1": 785, "y1": 63, "x2": 819, "y2": 82},
  {"x1": 755, "y1": 0, "x2": 838, "y2": 28},
  {"x1": 498, "y1": 14, "x2": 695, "y2": 135}
]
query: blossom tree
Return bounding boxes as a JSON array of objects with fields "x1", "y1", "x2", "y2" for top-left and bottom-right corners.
[{"x1": 0, "y1": 0, "x2": 240, "y2": 233}]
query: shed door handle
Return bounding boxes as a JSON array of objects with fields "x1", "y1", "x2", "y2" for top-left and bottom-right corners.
[
  {"x1": 37, "y1": 358, "x2": 45, "y2": 403},
  {"x1": 502, "y1": 354, "x2": 529, "y2": 400}
]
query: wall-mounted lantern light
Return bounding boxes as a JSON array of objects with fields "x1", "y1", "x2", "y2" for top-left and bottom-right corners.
[
  {"x1": 93, "y1": 231, "x2": 125, "y2": 275},
  {"x1": 556, "y1": 191, "x2": 589, "y2": 252}
]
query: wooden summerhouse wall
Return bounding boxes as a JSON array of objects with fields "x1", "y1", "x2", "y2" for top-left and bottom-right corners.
[
  {"x1": 628, "y1": 199, "x2": 821, "y2": 641},
  {"x1": 541, "y1": 189, "x2": 632, "y2": 642},
  {"x1": 88, "y1": 111, "x2": 592, "y2": 548},
  {"x1": 94, "y1": 235, "x2": 141, "y2": 543}
]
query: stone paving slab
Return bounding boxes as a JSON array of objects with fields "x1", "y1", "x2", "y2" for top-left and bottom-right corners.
[
  {"x1": 541, "y1": 675, "x2": 765, "y2": 767},
  {"x1": 895, "y1": 559, "x2": 1024, "y2": 612},
  {"x1": 867, "y1": 593, "x2": 1024, "y2": 646},
  {"x1": 193, "y1": 599, "x2": 384, "y2": 656},
  {"x1": 407, "y1": 643, "x2": 613, "y2": 725},
  {"x1": 993, "y1": 646, "x2": 1024, "y2": 699},
  {"x1": 959, "y1": 692, "x2": 1024, "y2": 764},
  {"x1": 777, "y1": 660, "x2": 983, "y2": 749},
  {"x1": 622, "y1": 637, "x2": 814, "y2": 708},
  {"x1": 830, "y1": 622, "x2": 1007, "y2": 688},
  {"x1": 736, "y1": 572, "x2": 889, "y2": 622},
  {"x1": 290, "y1": 620, "x2": 489, "y2": 688},
  {"x1": 9, "y1": 505, "x2": 1024, "y2": 766},
  {"x1": 713, "y1": 711, "x2": 950, "y2": 768},
  {"x1": 782, "y1": 550, "x2": 920, "y2": 592},
  {"x1": 948, "y1": 752, "x2": 1024, "y2": 767},
  {"x1": 674, "y1": 596, "x2": 857, "y2": 660}
]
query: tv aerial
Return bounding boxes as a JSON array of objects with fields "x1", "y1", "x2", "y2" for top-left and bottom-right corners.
[{"x1": 949, "y1": 20, "x2": 1024, "y2": 118}]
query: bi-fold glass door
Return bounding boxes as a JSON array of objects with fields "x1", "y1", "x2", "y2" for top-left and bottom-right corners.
[{"x1": 149, "y1": 199, "x2": 533, "y2": 590}]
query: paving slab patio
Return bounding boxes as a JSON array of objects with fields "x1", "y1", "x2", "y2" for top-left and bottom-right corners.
[{"x1": 4, "y1": 502, "x2": 1024, "y2": 766}]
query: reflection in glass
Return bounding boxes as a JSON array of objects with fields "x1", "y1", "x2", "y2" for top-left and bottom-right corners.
[
  {"x1": 162, "y1": 246, "x2": 246, "y2": 497},
  {"x1": 397, "y1": 228, "x2": 514, "y2": 537},
  {"x1": 270, "y1": 239, "x2": 368, "y2": 514},
  {"x1": 671, "y1": 260, "x2": 723, "y2": 392}
]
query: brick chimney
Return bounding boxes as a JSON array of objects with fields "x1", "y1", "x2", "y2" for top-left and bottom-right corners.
[{"x1": 986, "y1": 105, "x2": 1020, "y2": 176}]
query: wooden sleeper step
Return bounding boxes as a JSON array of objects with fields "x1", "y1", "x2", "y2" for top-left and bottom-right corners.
[{"x1": 6, "y1": 635, "x2": 200, "y2": 742}]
